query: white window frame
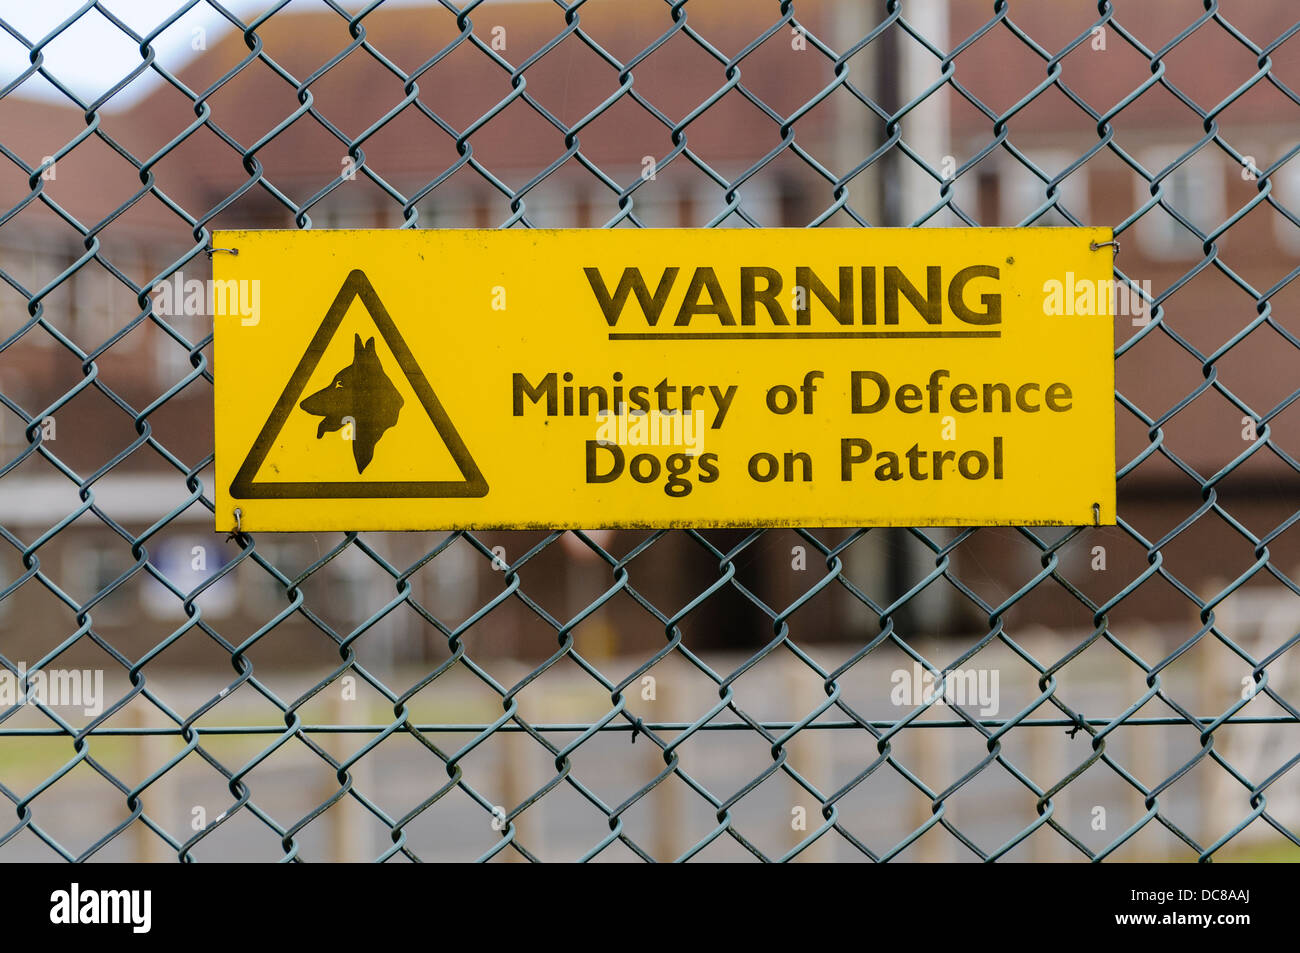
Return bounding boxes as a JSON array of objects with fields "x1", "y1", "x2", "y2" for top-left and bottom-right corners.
[
  {"x1": 1, "y1": 240, "x2": 67, "y2": 348},
  {"x1": 240, "y1": 540, "x2": 314, "y2": 616},
  {"x1": 616, "y1": 174, "x2": 681, "y2": 227},
  {"x1": 1273, "y1": 156, "x2": 1300, "y2": 253},
  {"x1": 142, "y1": 536, "x2": 235, "y2": 620},
  {"x1": 73, "y1": 257, "x2": 117, "y2": 349},
  {"x1": 513, "y1": 183, "x2": 578, "y2": 228},
  {"x1": 1135, "y1": 146, "x2": 1225, "y2": 260},
  {"x1": 64, "y1": 538, "x2": 132, "y2": 625},
  {"x1": 694, "y1": 177, "x2": 779, "y2": 228},
  {"x1": 153, "y1": 308, "x2": 203, "y2": 386},
  {"x1": 999, "y1": 149, "x2": 1088, "y2": 227}
]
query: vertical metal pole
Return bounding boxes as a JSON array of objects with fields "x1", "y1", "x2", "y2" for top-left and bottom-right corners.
[
  {"x1": 789, "y1": 659, "x2": 834, "y2": 861},
  {"x1": 131, "y1": 703, "x2": 175, "y2": 862},
  {"x1": 648, "y1": 663, "x2": 681, "y2": 861},
  {"x1": 326, "y1": 691, "x2": 371, "y2": 862}
]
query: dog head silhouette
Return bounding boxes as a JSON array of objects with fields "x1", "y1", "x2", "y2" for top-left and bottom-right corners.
[{"x1": 299, "y1": 334, "x2": 404, "y2": 474}]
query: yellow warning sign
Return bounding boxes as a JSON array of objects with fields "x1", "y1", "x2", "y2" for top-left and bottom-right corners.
[
  {"x1": 226, "y1": 270, "x2": 486, "y2": 500},
  {"x1": 214, "y1": 228, "x2": 1115, "y2": 532}
]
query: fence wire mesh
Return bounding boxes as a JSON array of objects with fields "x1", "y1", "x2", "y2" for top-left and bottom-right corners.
[{"x1": 0, "y1": 0, "x2": 1298, "y2": 862}]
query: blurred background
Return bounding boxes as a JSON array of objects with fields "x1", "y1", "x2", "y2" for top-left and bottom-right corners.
[{"x1": 0, "y1": 0, "x2": 1297, "y2": 861}]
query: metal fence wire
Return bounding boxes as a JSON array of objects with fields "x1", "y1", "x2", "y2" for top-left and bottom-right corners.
[{"x1": 0, "y1": 0, "x2": 1298, "y2": 862}]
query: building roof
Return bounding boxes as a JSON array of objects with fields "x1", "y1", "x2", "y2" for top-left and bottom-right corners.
[
  {"x1": 4, "y1": 0, "x2": 1298, "y2": 229},
  {"x1": 948, "y1": 0, "x2": 1300, "y2": 136}
]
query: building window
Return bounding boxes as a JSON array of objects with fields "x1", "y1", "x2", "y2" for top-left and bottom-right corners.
[
  {"x1": 613, "y1": 173, "x2": 685, "y2": 227},
  {"x1": 35, "y1": 242, "x2": 77, "y2": 346},
  {"x1": 0, "y1": 567, "x2": 11, "y2": 624},
  {"x1": 241, "y1": 540, "x2": 316, "y2": 617},
  {"x1": 513, "y1": 186, "x2": 577, "y2": 228},
  {"x1": 0, "y1": 404, "x2": 32, "y2": 460},
  {"x1": 999, "y1": 149, "x2": 1088, "y2": 226},
  {"x1": 694, "y1": 178, "x2": 779, "y2": 228},
  {"x1": 153, "y1": 312, "x2": 203, "y2": 387},
  {"x1": 1273, "y1": 156, "x2": 1300, "y2": 253},
  {"x1": 0, "y1": 244, "x2": 30, "y2": 344},
  {"x1": 65, "y1": 539, "x2": 133, "y2": 625},
  {"x1": 420, "y1": 541, "x2": 477, "y2": 622},
  {"x1": 418, "y1": 192, "x2": 490, "y2": 228},
  {"x1": 314, "y1": 198, "x2": 366, "y2": 228},
  {"x1": 0, "y1": 241, "x2": 67, "y2": 348},
  {"x1": 142, "y1": 536, "x2": 235, "y2": 620},
  {"x1": 73, "y1": 259, "x2": 116, "y2": 349},
  {"x1": 1135, "y1": 147, "x2": 1225, "y2": 259}
]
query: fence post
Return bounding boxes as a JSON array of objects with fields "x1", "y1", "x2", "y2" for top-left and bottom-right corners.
[
  {"x1": 325, "y1": 691, "x2": 371, "y2": 862},
  {"x1": 646, "y1": 662, "x2": 681, "y2": 862},
  {"x1": 1031, "y1": 632, "x2": 1068, "y2": 862},
  {"x1": 1128, "y1": 626, "x2": 1167, "y2": 861},
  {"x1": 1199, "y1": 581, "x2": 1230, "y2": 853},
  {"x1": 131, "y1": 702, "x2": 175, "y2": 862},
  {"x1": 900, "y1": 645, "x2": 952, "y2": 863},
  {"x1": 788, "y1": 659, "x2": 834, "y2": 861},
  {"x1": 913, "y1": 718, "x2": 952, "y2": 863},
  {"x1": 495, "y1": 665, "x2": 543, "y2": 862}
]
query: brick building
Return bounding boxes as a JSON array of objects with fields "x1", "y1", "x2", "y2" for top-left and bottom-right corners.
[{"x1": 1, "y1": 0, "x2": 1297, "y2": 668}]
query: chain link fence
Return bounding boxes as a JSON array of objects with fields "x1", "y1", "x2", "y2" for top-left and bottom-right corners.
[{"x1": 0, "y1": 0, "x2": 1297, "y2": 861}]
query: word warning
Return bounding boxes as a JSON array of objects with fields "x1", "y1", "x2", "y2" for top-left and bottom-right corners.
[{"x1": 213, "y1": 228, "x2": 1116, "y2": 531}]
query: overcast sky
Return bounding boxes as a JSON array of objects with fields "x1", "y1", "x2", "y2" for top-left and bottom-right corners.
[{"x1": 0, "y1": 0, "x2": 447, "y2": 108}]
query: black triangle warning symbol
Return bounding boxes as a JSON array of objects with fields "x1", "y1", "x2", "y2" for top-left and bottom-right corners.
[{"x1": 230, "y1": 269, "x2": 488, "y2": 500}]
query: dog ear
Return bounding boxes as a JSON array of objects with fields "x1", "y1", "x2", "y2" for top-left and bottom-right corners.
[
  {"x1": 353, "y1": 333, "x2": 364, "y2": 355},
  {"x1": 364, "y1": 336, "x2": 376, "y2": 353}
]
